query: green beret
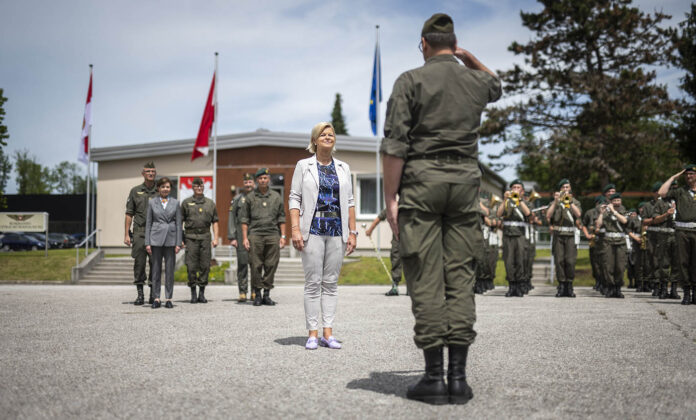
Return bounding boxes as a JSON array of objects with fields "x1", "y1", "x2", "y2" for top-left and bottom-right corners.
[
  {"x1": 192, "y1": 177, "x2": 203, "y2": 186},
  {"x1": 509, "y1": 179, "x2": 523, "y2": 188},
  {"x1": 638, "y1": 201, "x2": 647, "y2": 209},
  {"x1": 684, "y1": 163, "x2": 696, "y2": 172},
  {"x1": 609, "y1": 192, "x2": 622, "y2": 200},
  {"x1": 628, "y1": 208, "x2": 636, "y2": 214},
  {"x1": 144, "y1": 161, "x2": 156, "y2": 169},
  {"x1": 651, "y1": 182, "x2": 663, "y2": 192},
  {"x1": 255, "y1": 168, "x2": 270, "y2": 178},
  {"x1": 557, "y1": 178, "x2": 570, "y2": 190},
  {"x1": 422, "y1": 13, "x2": 454, "y2": 36},
  {"x1": 602, "y1": 183, "x2": 616, "y2": 193},
  {"x1": 594, "y1": 195, "x2": 604, "y2": 203},
  {"x1": 243, "y1": 173, "x2": 254, "y2": 181}
]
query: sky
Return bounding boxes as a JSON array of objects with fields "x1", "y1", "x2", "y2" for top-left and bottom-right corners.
[{"x1": 0, "y1": 0, "x2": 691, "y2": 193}]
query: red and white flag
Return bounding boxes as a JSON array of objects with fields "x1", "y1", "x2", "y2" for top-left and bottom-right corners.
[
  {"x1": 192, "y1": 72, "x2": 216, "y2": 161},
  {"x1": 78, "y1": 70, "x2": 92, "y2": 164}
]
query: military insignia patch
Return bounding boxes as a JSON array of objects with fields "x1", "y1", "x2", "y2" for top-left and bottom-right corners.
[
  {"x1": 137, "y1": 191, "x2": 144, "y2": 195},
  {"x1": 188, "y1": 202, "x2": 195, "y2": 205},
  {"x1": 262, "y1": 202, "x2": 267, "y2": 207},
  {"x1": 199, "y1": 208, "x2": 203, "y2": 212}
]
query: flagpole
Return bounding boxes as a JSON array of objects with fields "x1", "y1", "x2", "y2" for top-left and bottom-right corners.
[
  {"x1": 84, "y1": 64, "x2": 92, "y2": 256},
  {"x1": 213, "y1": 52, "x2": 218, "y2": 205},
  {"x1": 374, "y1": 25, "x2": 381, "y2": 253}
]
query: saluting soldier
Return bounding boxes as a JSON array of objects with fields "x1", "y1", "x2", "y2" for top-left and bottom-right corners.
[
  {"x1": 497, "y1": 180, "x2": 531, "y2": 297},
  {"x1": 546, "y1": 178, "x2": 582, "y2": 298},
  {"x1": 596, "y1": 192, "x2": 628, "y2": 298},
  {"x1": 181, "y1": 177, "x2": 219, "y2": 304},
  {"x1": 381, "y1": 13, "x2": 501, "y2": 404},
  {"x1": 365, "y1": 208, "x2": 403, "y2": 296},
  {"x1": 658, "y1": 164, "x2": 696, "y2": 305},
  {"x1": 241, "y1": 168, "x2": 286, "y2": 307},
  {"x1": 124, "y1": 161, "x2": 158, "y2": 305},
  {"x1": 228, "y1": 173, "x2": 255, "y2": 302}
]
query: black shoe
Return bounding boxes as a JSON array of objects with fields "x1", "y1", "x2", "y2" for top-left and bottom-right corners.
[
  {"x1": 692, "y1": 287, "x2": 696, "y2": 305},
  {"x1": 555, "y1": 283, "x2": 563, "y2": 298},
  {"x1": 152, "y1": 300, "x2": 161, "y2": 309},
  {"x1": 165, "y1": 300, "x2": 173, "y2": 308},
  {"x1": 669, "y1": 283, "x2": 680, "y2": 300},
  {"x1": 658, "y1": 282, "x2": 668, "y2": 300},
  {"x1": 514, "y1": 283, "x2": 524, "y2": 297},
  {"x1": 134, "y1": 285, "x2": 144, "y2": 305},
  {"x1": 505, "y1": 285, "x2": 514, "y2": 297},
  {"x1": 448, "y1": 345, "x2": 474, "y2": 405},
  {"x1": 149, "y1": 287, "x2": 155, "y2": 305},
  {"x1": 567, "y1": 282, "x2": 576, "y2": 298},
  {"x1": 681, "y1": 287, "x2": 691, "y2": 305},
  {"x1": 198, "y1": 286, "x2": 207, "y2": 303},
  {"x1": 262, "y1": 289, "x2": 276, "y2": 306},
  {"x1": 652, "y1": 284, "x2": 659, "y2": 297},
  {"x1": 406, "y1": 347, "x2": 448, "y2": 405},
  {"x1": 385, "y1": 285, "x2": 399, "y2": 296},
  {"x1": 615, "y1": 286, "x2": 624, "y2": 298},
  {"x1": 253, "y1": 289, "x2": 263, "y2": 306},
  {"x1": 190, "y1": 286, "x2": 197, "y2": 304}
]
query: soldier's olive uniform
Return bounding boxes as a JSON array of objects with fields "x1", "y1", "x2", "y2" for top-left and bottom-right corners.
[
  {"x1": 228, "y1": 192, "x2": 250, "y2": 293},
  {"x1": 626, "y1": 213, "x2": 642, "y2": 288},
  {"x1": 181, "y1": 195, "x2": 218, "y2": 287},
  {"x1": 475, "y1": 204, "x2": 491, "y2": 293},
  {"x1": 377, "y1": 209, "x2": 403, "y2": 284},
  {"x1": 646, "y1": 198, "x2": 676, "y2": 295},
  {"x1": 599, "y1": 205, "x2": 628, "y2": 288},
  {"x1": 550, "y1": 198, "x2": 581, "y2": 286},
  {"x1": 665, "y1": 186, "x2": 696, "y2": 292},
  {"x1": 380, "y1": 53, "x2": 502, "y2": 349},
  {"x1": 239, "y1": 188, "x2": 285, "y2": 291},
  {"x1": 583, "y1": 206, "x2": 602, "y2": 289},
  {"x1": 501, "y1": 200, "x2": 528, "y2": 292},
  {"x1": 523, "y1": 216, "x2": 537, "y2": 292},
  {"x1": 640, "y1": 202, "x2": 656, "y2": 292},
  {"x1": 125, "y1": 182, "x2": 157, "y2": 285}
]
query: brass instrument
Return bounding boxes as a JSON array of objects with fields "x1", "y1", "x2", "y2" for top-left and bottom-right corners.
[
  {"x1": 510, "y1": 192, "x2": 519, "y2": 201},
  {"x1": 529, "y1": 190, "x2": 541, "y2": 203},
  {"x1": 489, "y1": 194, "x2": 502, "y2": 208},
  {"x1": 561, "y1": 192, "x2": 572, "y2": 208},
  {"x1": 640, "y1": 229, "x2": 647, "y2": 250}
]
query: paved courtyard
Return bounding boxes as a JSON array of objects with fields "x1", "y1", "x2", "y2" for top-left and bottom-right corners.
[{"x1": 0, "y1": 284, "x2": 694, "y2": 419}]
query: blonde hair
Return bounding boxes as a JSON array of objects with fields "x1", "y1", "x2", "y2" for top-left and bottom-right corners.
[{"x1": 307, "y1": 122, "x2": 336, "y2": 155}]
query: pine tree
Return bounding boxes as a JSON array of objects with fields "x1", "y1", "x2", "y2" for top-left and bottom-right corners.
[
  {"x1": 672, "y1": 3, "x2": 696, "y2": 163},
  {"x1": 331, "y1": 93, "x2": 348, "y2": 135}
]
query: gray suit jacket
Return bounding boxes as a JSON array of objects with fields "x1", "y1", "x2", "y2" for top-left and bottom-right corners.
[{"x1": 145, "y1": 196, "x2": 183, "y2": 247}]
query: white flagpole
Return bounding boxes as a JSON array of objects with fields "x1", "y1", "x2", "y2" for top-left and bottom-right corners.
[
  {"x1": 375, "y1": 25, "x2": 381, "y2": 253},
  {"x1": 84, "y1": 64, "x2": 92, "y2": 256},
  {"x1": 213, "y1": 52, "x2": 218, "y2": 204}
]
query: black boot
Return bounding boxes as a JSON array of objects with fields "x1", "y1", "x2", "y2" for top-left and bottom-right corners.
[
  {"x1": 658, "y1": 282, "x2": 668, "y2": 300},
  {"x1": 692, "y1": 287, "x2": 696, "y2": 305},
  {"x1": 567, "y1": 282, "x2": 576, "y2": 298},
  {"x1": 190, "y1": 286, "x2": 197, "y2": 304},
  {"x1": 651, "y1": 282, "x2": 659, "y2": 297},
  {"x1": 262, "y1": 289, "x2": 276, "y2": 306},
  {"x1": 681, "y1": 287, "x2": 691, "y2": 305},
  {"x1": 198, "y1": 286, "x2": 208, "y2": 303},
  {"x1": 448, "y1": 345, "x2": 473, "y2": 405},
  {"x1": 555, "y1": 283, "x2": 563, "y2": 298},
  {"x1": 253, "y1": 288, "x2": 263, "y2": 306},
  {"x1": 615, "y1": 285, "x2": 624, "y2": 298},
  {"x1": 505, "y1": 284, "x2": 514, "y2": 297},
  {"x1": 148, "y1": 286, "x2": 154, "y2": 304},
  {"x1": 668, "y1": 283, "x2": 680, "y2": 300},
  {"x1": 134, "y1": 285, "x2": 144, "y2": 305},
  {"x1": 406, "y1": 347, "x2": 448, "y2": 405}
]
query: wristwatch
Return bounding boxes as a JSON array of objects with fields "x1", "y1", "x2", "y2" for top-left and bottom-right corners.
[
  {"x1": 281, "y1": 235, "x2": 287, "y2": 239},
  {"x1": 349, "y1": 230, "x2": 359, "y2": 236}
]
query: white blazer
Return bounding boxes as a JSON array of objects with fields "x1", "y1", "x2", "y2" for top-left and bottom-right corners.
[{"x1": 288, "y1": 156, "x2": 355, "y2": 242}]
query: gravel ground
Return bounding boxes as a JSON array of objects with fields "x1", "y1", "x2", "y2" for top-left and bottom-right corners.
[{"x1": 0, "y1": 284, "x2": 694, "y2": 419}]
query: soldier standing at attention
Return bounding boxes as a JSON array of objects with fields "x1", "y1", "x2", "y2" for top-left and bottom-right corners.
[
  {"x1": 365, "y1": 209, "x2": 403, "y2": 296},
  {"x1": 546, "y1": 179, "x2": 582, "y2": 298},
  {"x1": 596, "y1": 192, "x2": 628, "y2": 298},
  {"x1": 625, "y1": 208, "x2": 642, "y2": 289},
  {"x1": 124, "y1": 161, "x2": 158, "y2": 305},
  {"x1": 644, "y1": 182, "x2": 679, "y2": 300},
  {"x1": 228, "y1": 173, "x2": 255, "y2": 302},
  {"x1": 581, "y1": 196, "x2": 605, "y2": 291},
  {"x1": 241, "y1": 168, "x2": 286, "y2": 307},
  {"x1": 181, "y1": 178, "x2": 219, "y2": 304},
  {"x1": 381, "y1": 13, "x2": 501, "y2": 405},
  {"x1": 658, "y1": 164, "x2": 696, "y2": 305},
  {"x1": 497, "y1": 180, "x2": 531, "y2": 298}
]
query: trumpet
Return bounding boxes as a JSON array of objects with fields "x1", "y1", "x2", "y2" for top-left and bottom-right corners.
[
  {"x1": 490, "y1": 194, "x2": 502, "y2": 207},
  {"x1": 529, "y1": 190, "x2": 541, "y2": 203},
  {"x1": 561, "y1": 193, "x2": 572, "y2": 208}
]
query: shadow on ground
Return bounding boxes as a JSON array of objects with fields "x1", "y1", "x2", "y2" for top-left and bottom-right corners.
[
  {"x1": 346, "y1": 370, "x2": 422, "y2": 399},
  {"x1": 274, "y1": 336, "x2": 307, "y2": 347}
]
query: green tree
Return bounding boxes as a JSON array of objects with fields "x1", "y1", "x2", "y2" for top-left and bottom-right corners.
[
  {"x1": 0, "y1": 90, "x2": 8, "y2": 208},
  {"x1": 0, "y1": 89, "x2": 7, "y2": 148},
  {"x1": 672, "y1": 3, "x2": 696, "y2": 163},
  {"x1": 480, "y1": 0, "x2": 679, "y2": 194},
  {"x1": 49, "y1": 161, "x2": 87, "y2": 194},
  {"x1": 331, "y1": 93, "x2": 349, "y2": 135},
  {"x1": 14, "y1": 150, "x2": 51, "y2": 194}
]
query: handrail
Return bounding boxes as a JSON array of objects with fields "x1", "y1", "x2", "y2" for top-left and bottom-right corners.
[{"x1": 75, "y1": 229, "x2": 101, "y2": 266}]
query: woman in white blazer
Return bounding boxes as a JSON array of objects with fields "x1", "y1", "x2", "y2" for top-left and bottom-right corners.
[
  {"x1": 289, "y1": 122, "x2": 357, "y2": 350},
  {"x1": 145, "y1": 177, "x2": 183, "y2": 309}
]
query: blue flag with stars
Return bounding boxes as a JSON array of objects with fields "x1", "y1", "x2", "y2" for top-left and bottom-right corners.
[{"x1": 369, "y1": 43, "x2": 381, "y2": 136}]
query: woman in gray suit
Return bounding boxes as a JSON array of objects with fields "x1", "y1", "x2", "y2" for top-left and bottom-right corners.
[
  {"x1": 145, "y1": 177, "x2": 183, "y2": 309},
  {"x1": 289, "y1": 122, "x2": 357, "y2": 350}
]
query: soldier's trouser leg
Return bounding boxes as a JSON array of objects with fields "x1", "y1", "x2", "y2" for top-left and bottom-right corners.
[
  {"x1": 607, "y1": 243, "x2": 627, "y2": 287},
  {"x1": 646, "y1": 233, "x2": 658, "y2": 290},
  {"x1": 654, "y1": 233, "x2": 670, "y2": 287},
  {"x1": 261, "y1": 234, "x2": 280, "y2": 290},
  {"x1": 552, "y1": 235, "x2": 567, "y2": 284},
  {"x1": 236, "y1": 245, "x2": 249, "y2": 293},
  {"x1": 399, "y1": 182, "x2": 479, "y2": 349},
  {"x1": 562, "y1": 235, "x2": 577, "y2": 282},
  {"x1": 667, "y1": 235, "x2": 680, "y2": 288},
  {"x1": 390, "y1": 235, "x2": 402, "y2": 284},
  {"x1": 185, "y1": 238, "x2": 201, "y2": 287},
  {"x1": 249, "y1": 235, "x2": 265, "y2": 290},
  {"x1": 589, "y1": 246, "x2": 599, "y2": 283},
  {"x1": 131, "y1": 234, "x2": 151, "y2": 286},
  {"x1": 503, "y1": 236, "x2": 525, "y2": 286},
  {"x1": 676, "y1": 230, "x2": 696, "y2": 289},
  {"x1": 488, "y1": 245, "x2": 498, "y2": 285},
  {"x1": 197, "y1": 237, "x2": 212, "y2": 286}
]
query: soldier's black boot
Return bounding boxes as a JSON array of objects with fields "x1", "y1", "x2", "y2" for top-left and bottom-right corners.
[
  {"x1": 262, "y1": 289, "x2": 276, "y2": 306},
  {"x1": 148, "y1": 286, "x2": 154, "y2": 304},
  {"x1": 668, "y1": 282, "x2": 680, "y2": 300},
  {"x1": 198, "y1": 286, "x2": 207, "y2": 303},
  {"x1": 253, "y1": 288, "x2": 263, "y2": 306},
  {"x1": 448, "y1": 345, "x2": 474, "y2": 405},
  {"x1": 681, "y1": 287, "x2": 691, "y2": 305},
  {"x1": 134, "y1": 285, "x2": 144, "y2": 305},
  {"x1": 651, "y1": 282, "x2": 659, "y2": 297},
  {"x1": 568, "y1": 282, "x2": 576, "y2": 298},
  {"x1": 189, "y1": 286, "x2": 197, "y2": 304},
  {"x1": 691, "y1": 287, "x2": 696, "y2": 305},
  {"x1": 555, "y1": 283, "x2": 563, "y2": 298},
  {"x1": 406, "y1": 347, "x2": 448, "y2": 405},
  {"x1": 615, "y1": 285, "x2": 624, "y2": 298},
  {"x1": 658, "y1": 282, "x2": 668, "y2": 300},
  {"x1": 505, "y1": 284, "x2": 514, "y2": 297}
]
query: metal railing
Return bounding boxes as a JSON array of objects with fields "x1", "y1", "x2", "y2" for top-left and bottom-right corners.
[{"x1": 75, "y1": 229, "x2": 101, "y2": 266}]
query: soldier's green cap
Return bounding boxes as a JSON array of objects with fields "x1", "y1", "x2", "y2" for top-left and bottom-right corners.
[
  {"x1": 602, "y1": 183, "x2": 616, "y2": 193},
  {"x1": 144, "y1": 161, "x2": 156, "y2": 169},
  {"x1": 192, "y1": 177, "x2": 203, "y2": 186},
  {"x1": 638, "y1": 201, "x2": 647, "y2": 208},
  {"x1": 557, "y1": 178, "x2": 570, "y2": 189},
  {"x1": 422, "y1": 13, "x2": 454, "y2": 36},
  {"x1": 651, "y1": 181, "x2": 662, "y2": 192},
  {"x1": 596, "y1": 196, "x2": 608, "y2": 204},
  {"x1": 509, "y1": 179, "x2": 523, "y2": 188},
  {"x1": 609, "y1": 192, "x2": 622, "y2": 200},
  {"x1": 255, "y1": 168, "x2": 270, "y2": 178},
  {"x1": 243, "y1": 173, "x2": 254, "y2": 181},
  {"x1": 684, "y1": 163, "x2": 696, "y2": 172},
  {"x1": 628, "y1": 208, "x2": 636, "y2": 213}
]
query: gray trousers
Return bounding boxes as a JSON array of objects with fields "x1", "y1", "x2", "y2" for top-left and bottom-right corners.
[
  {"x1": 301, "y1": 235, "x2": 345, "y2": 331},
  {"x1": 151, "y1": 246, "x2": 175, "y2": 300}
]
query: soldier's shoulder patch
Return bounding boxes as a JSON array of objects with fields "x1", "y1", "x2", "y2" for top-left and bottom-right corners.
[
  {"x1": 188, "y1": 202, "x2": 196, "y2": 206},
  {"x1": 137, "y1": 191, "x2": 145, "y2": 195},
  {"x1": 241, "y1": 198, "x2": 246, "y2": 203}
]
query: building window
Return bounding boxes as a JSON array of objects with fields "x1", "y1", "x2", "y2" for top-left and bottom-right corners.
[{"x1": 357, "y1": 175, "x2": 383, "y2": 217}]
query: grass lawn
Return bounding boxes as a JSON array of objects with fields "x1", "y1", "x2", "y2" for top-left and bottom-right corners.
[
  {"x1": 0, "y1": 249, "x2": 96, "y2": 282},
  {"x1": 173, "y1": 262, "x2": 230, "y2": 283}
]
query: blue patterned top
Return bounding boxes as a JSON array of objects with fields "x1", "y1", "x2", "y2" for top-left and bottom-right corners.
[{"x1": 310, "y1": 160, "x2": 342, "y2": 236}]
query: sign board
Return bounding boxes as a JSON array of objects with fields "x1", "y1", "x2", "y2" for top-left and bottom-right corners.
[
  {"x1": 179, "y1": 176, "x2": 214, "y2": 202},
  {"x1": 0, "y1": 212, "x2": 48, "y2": 232}
]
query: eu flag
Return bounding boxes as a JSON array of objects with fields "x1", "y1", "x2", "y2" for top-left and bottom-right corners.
[{"x1": 369, "y1": 43, "x2": 382, "y2": 136}]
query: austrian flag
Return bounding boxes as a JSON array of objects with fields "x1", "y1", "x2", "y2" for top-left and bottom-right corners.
[
  {"x1": 78, "y1": 71, "x2": 92, "y2": 164},
  {"x1": 192, "y1": 72, "x2": 216, "y2": 161}
]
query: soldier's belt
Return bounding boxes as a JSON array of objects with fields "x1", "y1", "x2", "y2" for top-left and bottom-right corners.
[
  {"x1": 605, "y1": 232, "x2": 625, "y2": 238},
  {"x1": 315, "y1": 211, "x2": 340, "y2": 218},
  {"x1": 186, "y1": 228, "x2": 210, "y2": 234},
  {"x1": 646, "y1": 226, "x2": 675, "y2": 233},
  {"x1": 503, "y1": 221, "x2": 527, "y2": 227},
  {"x1": 554, "y1": 226, "x2": 576, "y2": 233},
  {"x1": 409, "y1": 152, "x2": 476, "y2": 163},
  {"x1": 674, "y1": 221, "x2": 696, "y2": 229}
]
